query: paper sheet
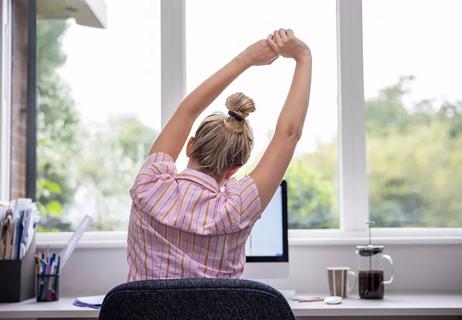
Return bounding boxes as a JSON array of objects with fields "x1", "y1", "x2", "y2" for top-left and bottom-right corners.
[
  {"x1": 74, "y1": 295, "x2": 105, "y2": 309},
  {"x1": 59, "y1": 214, "x2": 93, "y2": 270}
]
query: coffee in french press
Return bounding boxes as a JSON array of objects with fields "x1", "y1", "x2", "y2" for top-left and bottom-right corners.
[{"x1": 355, "y1": 222, "x2": 394, "y2": 299}]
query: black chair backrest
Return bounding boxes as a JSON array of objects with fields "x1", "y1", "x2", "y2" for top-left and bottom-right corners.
[{"x1": 99, "y1": 278, "x2": 295, "y2": 320}]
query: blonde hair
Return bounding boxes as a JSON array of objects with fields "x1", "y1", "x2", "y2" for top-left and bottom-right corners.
[{"x1": 189, "y1": 92, "x2": 256, "y2": 177}]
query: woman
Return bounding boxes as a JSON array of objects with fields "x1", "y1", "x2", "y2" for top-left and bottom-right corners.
[{"x1": 128, "y1": 29, "x2": 312, "y2": 280}]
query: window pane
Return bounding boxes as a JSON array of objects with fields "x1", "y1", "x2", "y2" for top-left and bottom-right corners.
[
  {"x1": 185, "y1": 0, "x2": 339, "y2": 229},
  {"x1": 363, "y1": 0, "x2": 462, "y2": 227},
  {"x1": 37, "y1": 0, "x2": 161, "y2": 231}
]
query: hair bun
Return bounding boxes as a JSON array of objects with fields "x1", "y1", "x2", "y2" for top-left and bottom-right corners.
[{"x1": 225, "y1": 92, "x2": 256, "y2": 120}]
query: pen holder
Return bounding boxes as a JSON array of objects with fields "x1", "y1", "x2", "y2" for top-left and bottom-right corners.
[{"x1": 35, "y1": 274, "x2": 60, "y2": 302}]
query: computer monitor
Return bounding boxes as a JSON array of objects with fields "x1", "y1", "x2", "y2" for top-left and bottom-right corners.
[{"x1": 242, "y1": 180, "x2": 289, "y2": 279}]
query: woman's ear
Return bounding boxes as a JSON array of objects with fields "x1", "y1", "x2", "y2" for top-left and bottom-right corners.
[{"x1": 186, "y1": 137, "x2": 195, "y2": 157}]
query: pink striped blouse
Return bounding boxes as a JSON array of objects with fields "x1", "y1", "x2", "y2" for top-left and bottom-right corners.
[{"x1": 127, "y1": 152, "x2": 262, "y2": 281}]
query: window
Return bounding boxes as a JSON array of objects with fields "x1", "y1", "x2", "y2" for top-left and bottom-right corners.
[
  {"x1": 37, "y1": 0, "x2": 161, "y2": 231},
  {"x1": 21, "y1": 0, "x2": 460, "y2": 238},
  {"x1": 0, "y1": 0, "x2": 12, "y2": 202},
  {"x1": 185, "y1": 0, "x2": 339, "y2": 229},
  {"x1": 363, "y1": 0, "x2": 462, "y2": 227}
]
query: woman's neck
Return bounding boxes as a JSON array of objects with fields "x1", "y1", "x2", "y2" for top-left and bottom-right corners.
[{"x1": 187, "y1": 159, "x2": 226, "y2": 186}]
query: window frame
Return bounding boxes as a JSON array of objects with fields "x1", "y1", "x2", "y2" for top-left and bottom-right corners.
[
  {"x1": 336, "y1": 0, "x2": 368, "y2": 233},
  {"x1": 27, "y1": 0, "x2": 462, "y2": 245},
  {"x1": 0, "y1": 0, "x2": 12, "y2": 202}
]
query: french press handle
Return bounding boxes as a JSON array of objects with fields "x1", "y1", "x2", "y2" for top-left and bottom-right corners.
[{"x1": 381, "y1": 254, "x2": 394, "y2": 285}]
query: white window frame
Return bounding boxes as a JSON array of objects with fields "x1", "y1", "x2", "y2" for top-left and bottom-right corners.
[
  {"x1": 337, "y1": 0, "x2": 368, "y2": 233},
  {"x1": 161, "y1": 0, "x2": 185, "y2": 125},
  {"x1": 33, "y1": 0, "x2": 462, "y2": 247},
  {"x1": 0, "y1": 0, "x2": 12, "y2": 202}
]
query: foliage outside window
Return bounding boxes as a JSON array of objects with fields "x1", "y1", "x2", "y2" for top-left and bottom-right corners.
[
  {"x1": 37, "y1": 0, "x2": 160, "y2": 231},
  {"x1": 363, "y1": 0, "x2": 462, "y2": 227}
]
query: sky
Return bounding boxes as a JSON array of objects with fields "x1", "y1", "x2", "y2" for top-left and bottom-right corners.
[
  {"x1": 59, "y1": 0, "x2": 462, "y2": 168},
  {"x1": 362, "y1": 0, "x2": 462, "y2": 106}
]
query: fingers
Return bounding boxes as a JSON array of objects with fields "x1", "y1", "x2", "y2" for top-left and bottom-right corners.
[
  {"x1": 266, "y1": 28, "x2": 295, "y2": 61},
  {"x1": 278, "y1": 28, "x2": 288, "y2": 42},
  {"x1": 273, "y1": 30, "x2": 283, "y2": 46},
  {"x1": 286, "y1": 29, "x2": 294, "y2": 38},
  {"x1": 266, "y1": 34, "x2": 279, "y2": 53}
]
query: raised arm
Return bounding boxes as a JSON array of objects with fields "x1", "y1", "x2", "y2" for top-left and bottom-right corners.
[
  {"x1": 149, "y1": 40, "x2": 278, "y2": 160},
  {"x1": 250, "y1": 29, "x2": 312, "y2": 209}
]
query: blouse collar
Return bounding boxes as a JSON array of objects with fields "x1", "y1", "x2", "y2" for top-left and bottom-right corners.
[{"x1": 177, "y1": 168, "x2": 220, "y2": 193}]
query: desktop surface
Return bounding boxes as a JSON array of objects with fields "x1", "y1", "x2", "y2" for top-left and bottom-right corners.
[{"x1": 1, "y1": 294, "x2": 462, "y2": 319}]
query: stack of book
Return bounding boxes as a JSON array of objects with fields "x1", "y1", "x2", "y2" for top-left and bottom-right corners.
[{"x1": 0, "y1": 199, "x2": 40, "y2": 260}]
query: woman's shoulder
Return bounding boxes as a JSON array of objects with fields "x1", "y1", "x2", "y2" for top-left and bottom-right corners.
[
  {"x1": 222, "y1": 175, "x2": 262, "y2": 230},
  {"x1": 225, "y1": 175, "x2": 259, "y2": 196}
]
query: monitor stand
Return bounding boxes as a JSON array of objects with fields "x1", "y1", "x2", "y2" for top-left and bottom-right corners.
[{"x1": 241, "y1": 262, "x2": 289, "y2": 279}]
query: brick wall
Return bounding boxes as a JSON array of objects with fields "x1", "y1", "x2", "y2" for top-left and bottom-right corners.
[{"x1": 10, "y1": 0, "x2": 29, "y2": 199}]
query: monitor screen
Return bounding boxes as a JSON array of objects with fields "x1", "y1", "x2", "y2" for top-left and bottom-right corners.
[{"x1": 245, "y1": 180, "x2": 288, "y2": 262}]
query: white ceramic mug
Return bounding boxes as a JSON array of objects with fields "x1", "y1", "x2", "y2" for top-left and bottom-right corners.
[{"x1": 327, "y1": 266, "x2": 357, "y2": 298}]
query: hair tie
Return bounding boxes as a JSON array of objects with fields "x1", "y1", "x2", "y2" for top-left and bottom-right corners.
[{"x1": 228, "y1": 110, "x2": 244, "y2": 121}]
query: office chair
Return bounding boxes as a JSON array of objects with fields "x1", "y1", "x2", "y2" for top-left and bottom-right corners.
[{"x1": 99, "y1": 278, "x2": 296, "y2": 320}]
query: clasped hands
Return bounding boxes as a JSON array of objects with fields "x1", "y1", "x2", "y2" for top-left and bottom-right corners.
[{"x1": 237, "y1": 28, "x2": 311, "y2": 67}]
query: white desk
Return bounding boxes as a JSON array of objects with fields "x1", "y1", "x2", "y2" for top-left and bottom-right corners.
[
  {"x1": 0, "y1": 294, "x2": 461, "y2": 319},
  {"x1": 289, "y1": 294, "x2": 462, "y2": 317},
  {"x1": 0, "y1": 298, "x2": 98, "y2": 319}
]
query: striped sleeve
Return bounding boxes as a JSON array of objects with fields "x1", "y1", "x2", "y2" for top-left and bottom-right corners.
[
  {"x1": 217, "y1": 179, "x2": 241, "y2": 233},
  {"x1": 129, "y1": 152, "x2": 176, "y2": 210},
  {"x1": 238, "y1": 175, "x2": 262, "y2": 229}
]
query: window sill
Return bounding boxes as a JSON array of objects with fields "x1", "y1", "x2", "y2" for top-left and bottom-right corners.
[
  {"x1": 289, "y1": 235, "x2": 462, "y2": 246},
  {"x1": 288, "y1": 228, "x2": 462, "y2": 245},
  {"x1": 37, "y1": 231, "x2": 128, "y2": 249},
  {"x1": 36, "y1": 228, "x2": 462, "y2": 249}
]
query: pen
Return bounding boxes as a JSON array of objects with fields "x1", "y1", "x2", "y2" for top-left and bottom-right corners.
[
  {"x1": 35, "y1": 255, "x2": 41, "y2": 275},
  {"x1": 39, "y1": 259, "x2": 45, "y2": 299},
  {"x1": 293, "y1": 296, "x2": 324, "y2": 303},
  {"x1": 51, "y1": 256, "x2": 60, "y2": 300},
  {"x1": 41, "y1": 260, "x2": 46, "y2": 276},
  {"x1": 56, "y1": 256, "x2": 61, "y2": 274},
  {"x1": 47, "y1": 259, "x2": 55, "y2": 300},
  {"x1": 42, "y1": 259, "x2": 49, "y2": 301}
]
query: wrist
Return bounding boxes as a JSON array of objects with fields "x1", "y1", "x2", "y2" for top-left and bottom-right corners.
[
  {"x1": 234, "y1": 53, "x2": 253, "y2": 69},
  {"x1": 294, "y1": 49, "x2": 312, "y2": 64}
]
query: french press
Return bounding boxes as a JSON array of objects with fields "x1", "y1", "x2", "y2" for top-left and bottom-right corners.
[{"x1": 355, "y1": 222, "x2": 394, "y2": 299}]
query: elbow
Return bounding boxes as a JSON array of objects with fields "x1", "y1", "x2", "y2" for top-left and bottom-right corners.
[
  {"x1": 279, "y1": 126, "x2": 303, "y2": 143},
  {"x1": 290, "y1": 127, "x2": 303, "y2": 141}
]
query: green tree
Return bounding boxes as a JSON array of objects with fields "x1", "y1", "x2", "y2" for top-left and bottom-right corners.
[
  {"x1": 284, "y1": 75, "x2": 462, "y2": 229},
  {"x1": 37, "y1": 21, "x2": 158, "y2": 231},
  {"x1": 37, "y1": 21, "x2": 79, "y2": 231},
  {"x1": 366, "y1": 77, "x2": 462, "y2": 227},
  {"x1": 285, "y1": 142, "x2": 338, "y2": 229},
  {"x1": 75, "y1": 116, "x2": 156, "y2": 230}
]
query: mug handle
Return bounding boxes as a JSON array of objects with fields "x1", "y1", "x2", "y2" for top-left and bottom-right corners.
[
  {"x1": 381, "y1": 254, "x2": 394, "y2": 285},
  {"x1": 347, "y1": 271, "x2": 357, "y2": 292}
]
